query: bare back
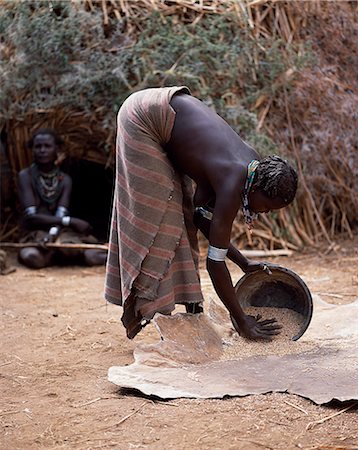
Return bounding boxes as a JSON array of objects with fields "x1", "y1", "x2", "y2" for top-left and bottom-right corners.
[
  {"x1": 166, "y1": 93, "x2": 260, "y2": 249},
  {"x1": 166, "y1": 93, "x2": 259, "y2": 190}
]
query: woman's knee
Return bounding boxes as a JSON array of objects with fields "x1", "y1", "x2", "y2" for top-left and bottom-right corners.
[
  {"x1": 83, "y1": 250, "x2": 107, "y2": 266},
  {"x1": 18, "y1": 248, "x2": 50, "y2": 269}
]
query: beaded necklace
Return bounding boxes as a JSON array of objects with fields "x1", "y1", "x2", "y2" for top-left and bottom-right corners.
[
  {"x1": 31, "y1": 163, "x2": 64, "y2": 204},
  {"x1": 242, "y1": 159, "x2": 259, "y2": 231}
]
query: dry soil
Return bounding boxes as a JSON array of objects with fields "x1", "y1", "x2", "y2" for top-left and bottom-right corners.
[{"x1": 1, "y1": 241, "x2": 358, "y2": 450}]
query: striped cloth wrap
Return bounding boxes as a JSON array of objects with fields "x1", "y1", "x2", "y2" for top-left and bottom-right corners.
[{"x1": 104, "y1": 86, "x2": 203, "y2": 338}]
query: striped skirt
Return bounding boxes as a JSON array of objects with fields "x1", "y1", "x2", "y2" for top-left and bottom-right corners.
[{"x1": 104, "y1": 86, "x2": 203, "y2": 338}]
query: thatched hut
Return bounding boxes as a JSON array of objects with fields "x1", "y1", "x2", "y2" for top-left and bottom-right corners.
[{"x1": 1, "y1": 0, "x2": 357, "y2": 247}]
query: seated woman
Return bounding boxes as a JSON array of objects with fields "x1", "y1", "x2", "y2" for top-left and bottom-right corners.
[{"x1": 18, "y1": 128, "x2": 107, "y2": 269}]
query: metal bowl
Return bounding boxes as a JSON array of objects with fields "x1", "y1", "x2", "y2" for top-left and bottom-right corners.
[{"x1": 234, "y1": 265, "x2": 313, "y2": 340}]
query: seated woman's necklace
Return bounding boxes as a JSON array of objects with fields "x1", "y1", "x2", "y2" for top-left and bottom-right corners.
[{"x1": 31, "y1": 163, "x2": 64, "y2": 204}]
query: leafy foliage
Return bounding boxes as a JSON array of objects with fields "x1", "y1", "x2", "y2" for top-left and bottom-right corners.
[{"x1": 0, "y1": 1, "x2": 308, "y2": 155}]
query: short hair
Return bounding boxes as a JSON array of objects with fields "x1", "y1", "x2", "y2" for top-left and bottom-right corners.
[
  {"x1": 253, "y1": 155, "x2": 298, "y2": 204},
  {"x1": 28, "y1": 128, "x2": 64, "y2": 148}
]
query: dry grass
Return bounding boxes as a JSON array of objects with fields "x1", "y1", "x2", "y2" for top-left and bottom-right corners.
[{"x1": 1, "y1": 0, "x2": 357, "y2": 247}]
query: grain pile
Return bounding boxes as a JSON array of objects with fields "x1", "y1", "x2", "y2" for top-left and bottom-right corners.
[
  {"x1": 221, "y1": 306, "x2": 316, "y2": 360},
  {"x1": 246, "y1": 306, "x2": 304, "y2": 339}
]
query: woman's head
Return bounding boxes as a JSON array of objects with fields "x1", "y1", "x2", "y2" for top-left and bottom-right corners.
[
  {"x1": 249, "y1": 155, "x2": 298, "y2": 213},
  {"x1": 28, "y1": 129, "x2": 63, "y2": 166}
]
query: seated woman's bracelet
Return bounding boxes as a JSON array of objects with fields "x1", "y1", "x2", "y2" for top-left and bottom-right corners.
[
  {"x1": 61, "y1": 216, "x2": 71, "y2": 227},
  {"x1": 24, "y1": 206, "x2": 37, "y2": 217},
  {"x1": 55, "y1": 206, "x2": 69, "y2": 218},
  {"x1": 49, "y1": 226, "x2": 60, "y2": 237},
  {"x1": 207, "y1": 245, "x2": 228, "y2": 262}
]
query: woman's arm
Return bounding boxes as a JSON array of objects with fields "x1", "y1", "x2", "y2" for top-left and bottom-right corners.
[
  {"x1": 194, "y1": 210, "x2": 270, "y2": 273},
  {"x1": 194, "y1": 209, "x2": 249, "y2": 271},
  {"x1": 18, "y1": 170, "x2": 92, "y2": 234},
  {"x1": 194, "y1": 193, "x2": 280, "y2": 340}
]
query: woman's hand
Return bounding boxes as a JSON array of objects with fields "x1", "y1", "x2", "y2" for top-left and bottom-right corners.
[
  {"x1": 231, "y1": 313, "x2": 282, "y2": 341},
  {"x1": 243, "y1": 259, "x2": 273, "y2": 275},
  {"x1": 39, "y1": 233, "x2": 54, "y2": 249}
]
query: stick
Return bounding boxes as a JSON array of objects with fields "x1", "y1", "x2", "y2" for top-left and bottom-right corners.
[
  {"x1": 0, "y1": 410, "x2": 22, "y2": 417},
  {"x1": 1, "y1": 243, "x2": 291, "y2": 256},
  {"x1": 196, "y1": 434, "x2": 208, "y2": 443},
  {"x1": 0, "y1": 361, "x2": 13, "y2": 367},
  {"x1": 101, "y1": 0, "x2": 109, "y2": 25},
  {"x1": 153, "y1": 400, "x2": 179, "y2": 407},
  {"x1": 72, "y1": 400, "x2": 150, "y2": 444},
  {"x1": 306, "y1": 403, "x2": 357, "y2": 430},
  {"x1": 0, "y1": 242, "x2": 109, "y2": 251},
  {"x1": 239, "y1": 249, "x2": 293, "y2": 257},
  {"x1": 101, "y1": 401, "x2": 148, "y2": 430},
  {"x1": 71, "y1": 396, "x2": 124, "y2": 408},
  {"x1": 114, "y1": 401, "x2": 147, "y2": 426},
  {"x1": 284, "y1": 400, "x2": 308, "y2": 415},
  {"x1": 72, "y1": 397, "x2": 103, "y2": 408},
  {"x1": 316, "y1": 292, "x2": 355, "y2": 298}
]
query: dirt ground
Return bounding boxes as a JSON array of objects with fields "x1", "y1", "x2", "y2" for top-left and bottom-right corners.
[{"x1": 1, "y1": 241, "x2": 358, "y2": 450}]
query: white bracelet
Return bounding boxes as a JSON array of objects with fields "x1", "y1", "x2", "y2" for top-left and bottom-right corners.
[
  {"x1": 49, "y1": 226, "x2": 59, "y2": 237},
  {"x1": 24, "y1": 206, "x2": 37, "y2": 217},
  {"x1": 61, "y1": 216, "x2": 71, "y2": 227},
  {"x1": 196, "y1": 207, "x2": 213, "y2": 221},
  {"x1": 55, "y1": 206, "x2": 69, "y2": 218},
  {"x1": 207, "y1": 245, "x2": 228, "y2": 262}
]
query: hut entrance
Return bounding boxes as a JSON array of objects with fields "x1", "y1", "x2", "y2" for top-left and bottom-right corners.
[{"x1": 64, "y1": 159, "x2": 114, "y2": 243}]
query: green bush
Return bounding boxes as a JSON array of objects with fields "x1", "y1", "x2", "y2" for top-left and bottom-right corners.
[{"x1": 0, "y1": 2, "x2": 309, "y2": 156}]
